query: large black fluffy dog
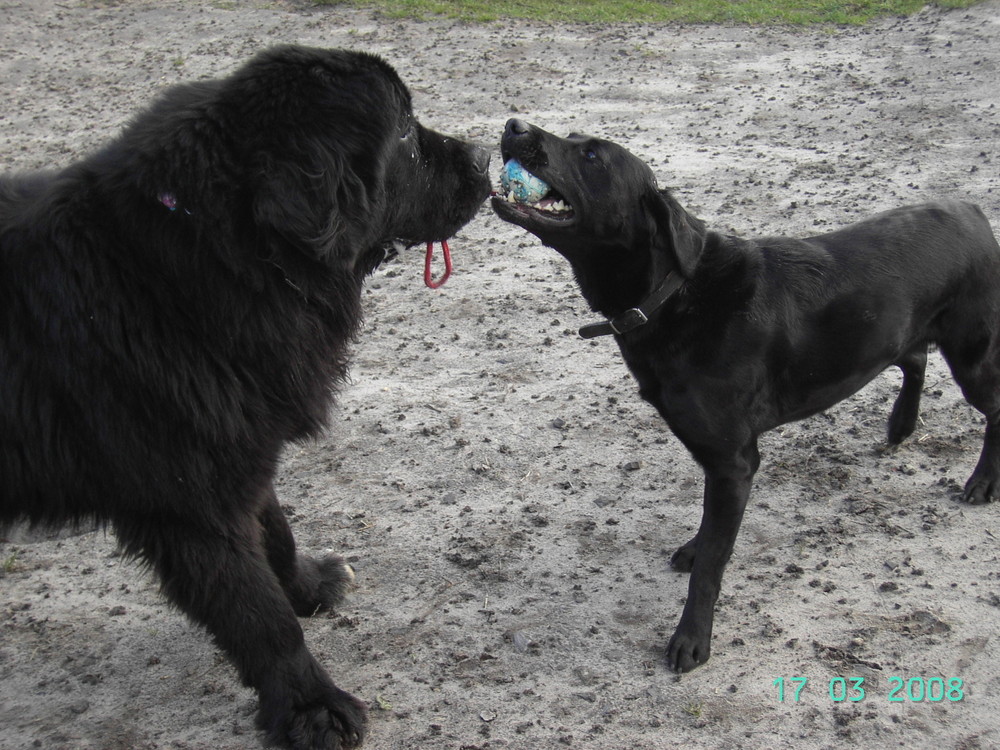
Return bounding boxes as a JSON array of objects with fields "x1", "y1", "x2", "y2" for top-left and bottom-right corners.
[
  {"x1": 493, "y1": 118, "x2": 1000, "y2": 673},
  {"x1": 0, "y1": 46, "x2": 489, "y2": 749}
]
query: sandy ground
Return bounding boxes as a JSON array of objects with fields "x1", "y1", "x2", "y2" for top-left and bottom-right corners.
[{"x1": 2, "y1": 1, "x2": 1000, "y2": 748}]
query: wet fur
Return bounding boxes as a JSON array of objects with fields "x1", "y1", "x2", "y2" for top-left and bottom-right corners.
[{"x1": 0, "y1": 45, "x2": 490, "y2": 749}]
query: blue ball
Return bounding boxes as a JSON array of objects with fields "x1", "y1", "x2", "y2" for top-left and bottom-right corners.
[{"x1": 500, "y1": 159, "x2": 550, "y2": 204}]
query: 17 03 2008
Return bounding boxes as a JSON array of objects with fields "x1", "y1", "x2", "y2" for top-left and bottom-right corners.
[{"x1": 772, "y1": 676, "x2": 965, "y2": 703}]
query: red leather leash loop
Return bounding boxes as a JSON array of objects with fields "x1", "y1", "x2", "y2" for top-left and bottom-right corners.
[{"x1": 424, "y1": 240, "x2": 452, "y2": 289}]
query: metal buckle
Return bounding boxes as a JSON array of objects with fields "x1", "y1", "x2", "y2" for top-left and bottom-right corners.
[{"x1": 609, "y1": 308, "x2": 648, "y2": 335}]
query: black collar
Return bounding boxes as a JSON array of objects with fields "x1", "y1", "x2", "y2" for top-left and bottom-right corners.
[{"x1": 578, "y1": 271, "x2": 685, "y2": 339}]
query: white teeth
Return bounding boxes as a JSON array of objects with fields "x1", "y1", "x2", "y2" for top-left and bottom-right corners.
[
  {"x1": 536, "y1": 199, "x2": 571, "y2": 213},
  {"x1": 498, "y1": 187, "x2": 573, "y2": 214}
]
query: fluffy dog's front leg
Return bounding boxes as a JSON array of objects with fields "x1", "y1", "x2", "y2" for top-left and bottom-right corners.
[
  {"x1": 258, "y1": 486, "x2": 356, "y2": 616},
  {"x1": 115, "y1": 508, "x2": 367, "y2": 750}
]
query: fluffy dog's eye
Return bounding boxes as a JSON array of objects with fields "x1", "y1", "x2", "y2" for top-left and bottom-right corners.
[{"x1": 583, "y1": 148, "x2": 597, "y2": 161}]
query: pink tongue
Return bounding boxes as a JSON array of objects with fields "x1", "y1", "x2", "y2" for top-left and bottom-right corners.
[{"x1": 424, "y1": 240, "x2": 452, "y2": 288}]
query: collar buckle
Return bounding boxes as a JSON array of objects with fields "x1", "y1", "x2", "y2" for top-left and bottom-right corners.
[
  {"x1": 609, "y1": 308, "x2": 648, "y2": 335},
  {"x1": 578, "y1": 270, "x2": 684, "y2": 339}
]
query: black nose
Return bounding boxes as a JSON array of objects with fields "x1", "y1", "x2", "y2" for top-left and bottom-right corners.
[
  {"x1": 470, "y1": 145, "x2": 491, "y2": 175},
  {"x1": 505, "y1": 118, "x2": 531, "y2": 137}
]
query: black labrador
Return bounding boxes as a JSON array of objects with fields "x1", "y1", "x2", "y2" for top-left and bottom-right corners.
[
  {"x1": 492, "y1": 118, "x2": 1000, "y2": 673},
  {"x1": 1, "y1": 46, "x2": 490, "y2": 749}
]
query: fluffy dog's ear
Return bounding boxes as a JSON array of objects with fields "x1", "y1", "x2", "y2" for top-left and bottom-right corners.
[
  {"x1": 253, "y1": 151, "x2": 369, "y2": 264},
  {"x1": 646, "y1": 188, "x2": 706, "y2": 279}
]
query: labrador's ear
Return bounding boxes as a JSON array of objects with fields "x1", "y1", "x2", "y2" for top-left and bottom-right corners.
[{"x1": 645, "y1": 188, "x2": 706, "y2": 279}]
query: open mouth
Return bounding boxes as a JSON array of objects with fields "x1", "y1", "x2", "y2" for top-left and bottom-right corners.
[{"x1": 494, "y1": 159, "x2": 575, "y2": 223}]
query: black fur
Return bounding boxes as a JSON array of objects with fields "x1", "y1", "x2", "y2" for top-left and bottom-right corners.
[
  {"x1": 493, "y1": 118, "x2": 1000, "y2": 674},
  {"x1": 0, "y1": 45, "x2": 490, "y2": 749}
]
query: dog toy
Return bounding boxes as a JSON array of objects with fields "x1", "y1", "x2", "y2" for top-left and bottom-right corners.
[
  {"x1": 424, "y1": 240, "x2": 452, "y2": 289},
  {"x1": 500, "y1": 159, "x2": 550, "y2": 204}
]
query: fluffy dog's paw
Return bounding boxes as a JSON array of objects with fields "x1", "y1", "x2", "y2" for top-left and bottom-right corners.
[
  {"x1": 665, "y1": 628, "x2": 711, "y2": 673},
  {"x1": 963, "y1": 472, "x2": 1000, "y2": 504},
  {"x1": 259, "y1": 681, "x2": 367, "y2": 750},
  {"x1": 289, "y1": 554, "x2": 356, "y2": 617}
]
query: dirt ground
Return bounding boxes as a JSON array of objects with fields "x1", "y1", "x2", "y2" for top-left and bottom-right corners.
[{"x1": 2, "y1": 1, "x2": 1000, "y2": 748}]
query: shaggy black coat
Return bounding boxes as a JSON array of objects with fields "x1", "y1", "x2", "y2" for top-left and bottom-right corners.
[{"x1": 0, "y1": 45, "x2": 490, "y2": 750}]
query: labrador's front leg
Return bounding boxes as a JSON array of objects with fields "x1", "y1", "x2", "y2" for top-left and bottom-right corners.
[{"x1": 666, "y1": 440, "x2": 759, "y2": 672}]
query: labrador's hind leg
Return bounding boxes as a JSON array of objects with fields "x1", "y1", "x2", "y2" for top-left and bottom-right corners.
[
  {"x1": 941, "y1": 331, "x2": 1000, "y2": 504},
  {"x1": 962, "y1": 417, "x2": 1000, "y2": 504},
  {"x1": 887, "y1": 344, "x2": 927, "y2": 446}
]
